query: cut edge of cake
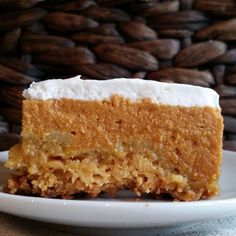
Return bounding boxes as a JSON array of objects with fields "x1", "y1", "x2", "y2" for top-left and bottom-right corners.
[{"x1": 5, "y1": 76, "x2": 223, "y2": 201}]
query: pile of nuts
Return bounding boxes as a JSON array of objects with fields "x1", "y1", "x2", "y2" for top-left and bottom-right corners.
[{"x1": 0, "y1": 0, "x2": 236, "y2": 151}]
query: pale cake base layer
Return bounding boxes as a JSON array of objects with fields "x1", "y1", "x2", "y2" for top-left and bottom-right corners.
[{"x1": 6, "y1": 96, "x2": 223, "y2": 201}]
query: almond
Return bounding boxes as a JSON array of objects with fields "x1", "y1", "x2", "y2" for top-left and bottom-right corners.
[
  {"x1": 148, "y1": 11, "x2": 209, "y2": 30},
  {"x1": 34, "y1": 47, "x2": 96, "y2": 66},
  {"x1": 0, "y1": 8, "x2": 47, "y2": 31},
  {"x1": 194, "y1": 0, "x2": 236, "y2": 16},
  {"x1": 43, "y1": 12, "x2": 98, "y2": 32},
  {"x1": 94, "y1": 44, "x2": 158, "y2": 71},
  {"x1": 82, "y1": 6, "x2": 130, "y2": 22},
  {"x1": 0, "y1": 64, "x2": 38, "y2": 85},
  {"x1": 20, "y1": 33, "x2": 75, "y2": 53},
  {"x1": 195, "y1": 19, "x2": 236, "y2": 41},
  {"x1": 73, "y1": 63, "x2": 131, "y2": 80},
  {"x1": 0, "y1": 0, "x2": 43, "y2": 11},
  {"x1": 0, "y1": 58, "x2": 44, "y2": 78},
  {"x1": 127, "y1": 39, "x2": 180, "y2": 60},
  {"x1": 71, "y1": 33, "x2": 124, "y2": 44},
  {"x1": 42, "y1": 0, "x2": 96, "y2": 12},
  {"x1": 174, "y1": 41, "x2": 226, "y2": 67},
  {"x1": 147, "y1": 68, "x2": 214, "y2": 87},
  {"x1": 142, "y1": 0, "x2": 179, "y2": 16},
  {"x1": 119, "y1": 21, "x2": 157, "y2": 41}
]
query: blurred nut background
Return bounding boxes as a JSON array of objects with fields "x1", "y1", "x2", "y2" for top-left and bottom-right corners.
[{"x1": 0, "y1": 0, "x2": 236, "y2": 151}]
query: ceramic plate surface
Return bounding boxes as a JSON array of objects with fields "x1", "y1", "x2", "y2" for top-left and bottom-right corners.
[{"x1": 1, "y1": 150, "x2": 236, "y2": 228}]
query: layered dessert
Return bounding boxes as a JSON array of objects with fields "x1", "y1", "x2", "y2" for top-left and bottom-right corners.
[{"x1": 5, "y1": 76, "x2": 223, "y2": 201}]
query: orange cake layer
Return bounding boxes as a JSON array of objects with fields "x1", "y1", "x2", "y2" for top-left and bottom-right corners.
[{"x1": 6, "y1": 96, "x2": 223, "y2": 201}]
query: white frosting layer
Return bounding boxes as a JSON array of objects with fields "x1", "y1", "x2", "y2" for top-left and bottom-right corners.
[{"x1": 23, "y1": 75, "x2": 220, "y2": 108}]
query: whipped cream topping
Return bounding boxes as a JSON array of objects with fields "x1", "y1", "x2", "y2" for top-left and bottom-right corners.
[{"x1": 23, "y1": 75, "x2": 220, "y2": 108}]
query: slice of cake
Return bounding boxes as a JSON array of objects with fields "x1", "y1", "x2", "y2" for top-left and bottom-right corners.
[{"x1": 5, "y1": 76, "x2": 223, "y2": 201}]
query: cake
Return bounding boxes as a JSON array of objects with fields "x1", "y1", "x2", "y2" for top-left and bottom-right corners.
[{"x1": 5, "y1": 76, "x2": 223, "y2": 201}]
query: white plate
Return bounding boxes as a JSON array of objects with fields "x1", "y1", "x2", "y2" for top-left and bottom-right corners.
[{"x1": 1, "y1": 150, "x2": 236, "y2": 229}]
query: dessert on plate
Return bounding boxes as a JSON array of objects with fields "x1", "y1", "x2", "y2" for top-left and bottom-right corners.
[{"x1": 5, "y1": 75, "x2": 223, "y2": 201}]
